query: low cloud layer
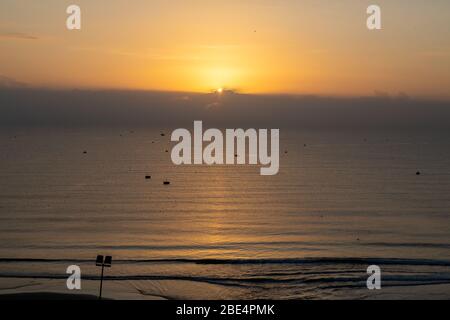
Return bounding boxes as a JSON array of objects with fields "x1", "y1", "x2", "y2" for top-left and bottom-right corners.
[
  {"x1": 0, "y1": 75, "x2": 27, "y2": 88},
  {"x1": 1, "y1": 88, "x2": 450, "y2": 130}
]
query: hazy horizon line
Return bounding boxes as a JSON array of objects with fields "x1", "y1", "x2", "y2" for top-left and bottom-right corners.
[{"x1": 1, "y1": 85, "x2": 449, "y2": 103}]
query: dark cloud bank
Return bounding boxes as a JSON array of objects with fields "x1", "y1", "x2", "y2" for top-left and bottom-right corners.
[{"x1": 1, "y1": 88, "x2": 450, "y2": 131}]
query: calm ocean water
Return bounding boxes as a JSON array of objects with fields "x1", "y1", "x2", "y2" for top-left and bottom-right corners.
[{"x1": 0, "y1": 127, "x2": 449, "y2": 299}]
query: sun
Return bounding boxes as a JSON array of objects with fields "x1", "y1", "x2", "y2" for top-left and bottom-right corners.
[{"x1": 217, "y1": 87, "x2": 223, "y2": 93}]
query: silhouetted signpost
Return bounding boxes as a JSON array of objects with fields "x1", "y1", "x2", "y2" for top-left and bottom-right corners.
[{"x1": 95, "y1": 255, "x2": 112, "y2": 300}]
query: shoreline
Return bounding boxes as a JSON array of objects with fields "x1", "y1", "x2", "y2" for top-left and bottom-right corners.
[
  {"x1": 0, "y1": 292, "x2": 104, "y2": 300},
  {"x1": 1, "y1": 282, "x2": 450, "y2": 300}
]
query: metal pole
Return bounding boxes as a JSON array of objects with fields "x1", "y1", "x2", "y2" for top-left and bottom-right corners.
[{"x1": 99, "y1": 264, "x2": 104, "y2": 300}]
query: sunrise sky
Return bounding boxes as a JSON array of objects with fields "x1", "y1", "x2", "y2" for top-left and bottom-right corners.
[{"x1": 1, "y1": 0, "x2": 449, "y2": 98}]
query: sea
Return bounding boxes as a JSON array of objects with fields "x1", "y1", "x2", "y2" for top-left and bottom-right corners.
[{"x1": 0, "y1": 126, "x2": 449, "y2": 299}]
